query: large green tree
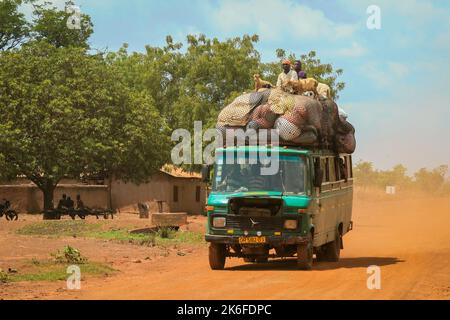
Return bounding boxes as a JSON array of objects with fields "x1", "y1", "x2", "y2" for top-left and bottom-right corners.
[
  {"x1": 0, "y1": 41, "x2": 169, "y2": 210},
  {"x1": 108, "y1": 34, "x2": 261, "y2": 131},
  {"x1": 105, "y1": 37, "x2": 185, "y2": 129},
  {"x1": 174, "y1": 34, "x2": 260, "y2": 129},
  {"x1": 0, "y1": 0, "x2": 30, "y2": 50}
]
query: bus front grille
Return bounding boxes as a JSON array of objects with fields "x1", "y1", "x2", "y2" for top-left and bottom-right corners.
[{"x1": 225, "y1": 215, "x2": 285, "y2": 231}]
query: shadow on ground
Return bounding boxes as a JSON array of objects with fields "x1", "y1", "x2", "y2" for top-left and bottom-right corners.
[{"x1": 226, "y1": 257, "x2": 404, "y2": 271}]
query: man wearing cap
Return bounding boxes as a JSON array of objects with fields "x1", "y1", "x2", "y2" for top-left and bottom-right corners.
[
  {"x1": 294, "y1": 60, "x2": 307, "y2": 79},
  {"x1": 276, "y1": 60, "x2": 298, "y2": 88}
]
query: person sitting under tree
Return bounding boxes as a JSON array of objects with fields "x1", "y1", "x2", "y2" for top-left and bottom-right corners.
[
  {"x1": 66, "y1": 196, "x2": 74, "y2": 210},
  {"x1": 57, "y1": 194, "x2": 67, "y2": 210},
  {"x1": 76, "y1": 194, "x2": 85, "y2": 210}
]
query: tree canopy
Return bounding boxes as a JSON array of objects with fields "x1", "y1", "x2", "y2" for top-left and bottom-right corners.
[
  {"x1": 106, "y1": 33, "x2": 346, "y2": 132},
  {"x1": 0, "y1": 41, "x2": 169, "y2": 209},
  {"x1": 354, "y1": 161, "x2": 449, "y2": 195},
  {"x1": 0, "y1": 0, "x2": 30, "y2": 50},
  {"x1": 32, "y1": 0, "x2": 93, "y2": 49}
]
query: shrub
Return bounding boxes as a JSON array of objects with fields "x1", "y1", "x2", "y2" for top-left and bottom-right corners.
[{"x1": 52, "y1": 246, "x2": 87, "y2": 264}]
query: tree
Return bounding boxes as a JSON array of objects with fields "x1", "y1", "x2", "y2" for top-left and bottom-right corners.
[
  {"x1": 0, "y1": 41, "x2": 170, "y2": 210},
  {"x1": 261, "y1": 49, "x2": 345, "y2": 100},
  {"x1": 353, "y1": 161, "x2": 376, "y2": 188},
  {"x1": 0, "y1": 0, "x2": 30, "y2": 50},
  {"x1": 106, "y1": 34, "x2": 346, "y2": 131},
  {"x1": 108, "y1": 34, "x2": 261, "y2": 131},
  {"x1": 32, "y1": 0, "x2": 93, "y2": 48},
  {"x1": 174, "y1": 34, "x2": 260, "y2": 129},
  {"x1": 414, "y1": 165, "x2": 448, "y2": 193},
  {"x1": 105, "y1": 37, "x2": 185, "y2": 129},
  {"x1": 375, "y1": 164, "x2": 412, "y2": 189}
]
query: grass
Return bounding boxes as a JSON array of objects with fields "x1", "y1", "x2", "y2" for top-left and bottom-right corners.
[
  {"x1": 3, "y1": 245, "x2": 115, "y2": 283},
  {"x1": 17, "y1": 220, "x2": 205, "y2": 247},
  {"x1": 0, "y1": 269, "x2": 9, "y2": 283},
  {"x1": 156, "y1": 228, "x2": 204, "y2": 246},
  {"x1": 86, "y1": 228, "x2": 204, "y2": 247},
  {"x1": 17, "y1": 220, "x2": 100, "y2": 237},
  {"x1": 87, "y1": 229, "x2": 157, "y2": 246},
  {"x1": 8, "y1": 260, "x2": 115, "y2": 282}
]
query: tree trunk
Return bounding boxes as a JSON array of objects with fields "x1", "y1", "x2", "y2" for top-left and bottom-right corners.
[
  {"x1": 41, "y1": 182, "x2": 57, "y2": 220},
  {"x1": 107, "y1": 174, "x2": 113, "y2": 210}
]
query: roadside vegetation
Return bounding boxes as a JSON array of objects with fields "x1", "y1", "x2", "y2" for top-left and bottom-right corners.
[
  {"x1": 354, "y1": 162, "x2": 450, "y2": 195},
  {"x1": 0, "y1": 246, "x2": 115, "y2": 283},
  {"x1": 16, "y1": 221, "x2": 205, "y2": 246}
]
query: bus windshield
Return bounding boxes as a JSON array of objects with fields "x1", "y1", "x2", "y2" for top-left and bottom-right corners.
[{"x1": 212, "y1": 154, "x2": 306, "y2": 194}]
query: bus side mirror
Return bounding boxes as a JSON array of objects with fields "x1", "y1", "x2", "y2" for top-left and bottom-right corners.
[
  {"x1": 314, "y1": 168, "x2": 323, "y2": 188},
  {"x1": 201, "y1": 165, "x2": 211, "y2": 183}
]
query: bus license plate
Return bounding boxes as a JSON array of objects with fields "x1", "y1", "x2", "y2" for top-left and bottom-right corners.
[{"x1": 238, "y1": 236, "x2": 267, "y2": 244}]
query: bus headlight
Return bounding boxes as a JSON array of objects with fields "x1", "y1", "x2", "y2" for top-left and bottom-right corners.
[
  {"x1": 284, "y1": 219, "x2": 298, "y2": 230},
  {"x1": 213, "y1": 217, "x2": 226, "y2": 228}
]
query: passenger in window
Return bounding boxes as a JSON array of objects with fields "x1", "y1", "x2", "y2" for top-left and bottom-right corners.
[{"x1": 338, "y1": 157, "x2": 348, "y2": 182}]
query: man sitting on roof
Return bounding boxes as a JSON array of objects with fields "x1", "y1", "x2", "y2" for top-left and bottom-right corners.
[
  {"x1": 294, "y1": 60, "x2": 307, "y2": 79},
  {"x1": 276, "y1": 60, "x2": 298, "y2": 91}
]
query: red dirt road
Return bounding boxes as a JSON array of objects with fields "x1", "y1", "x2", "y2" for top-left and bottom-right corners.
[
  {"x1": 64, "y1": 196, "x2": 450, "y2": 300},
  {"x1": 1, "y1": 195, "x2": 449, "y2": 300}
]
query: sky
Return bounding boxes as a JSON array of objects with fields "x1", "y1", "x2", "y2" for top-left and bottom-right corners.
[{"x1": 21, "y1": 0, "x2": 450, "y2": 174}]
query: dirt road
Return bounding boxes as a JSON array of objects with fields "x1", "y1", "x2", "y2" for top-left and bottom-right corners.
[
  {"x1": 63, "y1": 195, "x2": 450, "y2": 300},
  {"x1": 1, "y1": 194, "x2": 449, "y2": 300}
]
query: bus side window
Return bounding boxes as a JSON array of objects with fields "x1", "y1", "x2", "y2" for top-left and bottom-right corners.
[
  {"x1": 335, "y1": 157, "x2": 343, "y2": 181},
  {"x1": 345, "y1": 156, "x2": 353, "y2": 179},
  {"x1": 340, "y1": 157, "x2": 348, "y2": 182},
  {"x1": 328, "y1": 157, "x2": 336, "y2": 182},
  {"x1": 324, "y1": 158, "x2": 330, "y2": 182},
  {"x1": 313, "y1": 157, "x2": 323, "y2": 188},
  {"x1": 334, "y1": 157, "x2": 342, "y2": 181},
  {"x1": 349, "y1": 156, "x2": 354, "y2": 178}
]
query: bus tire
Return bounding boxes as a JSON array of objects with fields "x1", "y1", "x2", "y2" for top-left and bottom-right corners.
[
  {"x1": 316, "y1": 249, "x2": 327, "y2": 262},
  {"x1": 325, "y1": 232, "x2": 341, "y2": 262},
  {"x1": 209, "y1": 243, "x2": 226, "y2": 270},
  {"x1": 297, "y1": 232, "x2": 313, "y2": 270}
]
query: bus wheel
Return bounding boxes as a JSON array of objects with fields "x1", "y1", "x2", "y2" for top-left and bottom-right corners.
[
  {"x1": 325, "y1": 232, "x2": 341, "y2": 262},
  {"x1": 297, "y1": 232, "x2": 313, "y2": 270},
  {"x1": 316, "y1": 249, "x2": 327, "y2": 262},
  {"x1": 209, "y1": 243, "x2": 226, "y2": 270}
]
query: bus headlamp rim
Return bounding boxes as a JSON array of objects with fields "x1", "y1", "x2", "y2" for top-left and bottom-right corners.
[
  {"x1": 284, "y1": 219, "x2": 298, "y2": 230},
  {"x1": 213, "y1": 217, "x2": 226, "y2": 228}
]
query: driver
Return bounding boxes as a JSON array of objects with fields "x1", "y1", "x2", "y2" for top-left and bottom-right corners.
[
  {"x1": 247, "y1": 165, "x2": 267, "y2": 191},
  {"x1": 217, "y1": 165, "x2": 242, "y2": 192}
]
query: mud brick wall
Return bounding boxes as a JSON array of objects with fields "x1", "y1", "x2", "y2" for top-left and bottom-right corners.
[{"x1": 0, "y1": 184, "x2": 108, "y2": 213}]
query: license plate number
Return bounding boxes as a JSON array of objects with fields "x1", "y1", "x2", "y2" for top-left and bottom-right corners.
[{"x1": 238, "y1": 236, "x2": 267, "y2": 244}]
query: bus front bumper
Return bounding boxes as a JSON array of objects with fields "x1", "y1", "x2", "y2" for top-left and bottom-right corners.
[{"x1": 205, "y1": 234, "x2": 308, "y2": 245}]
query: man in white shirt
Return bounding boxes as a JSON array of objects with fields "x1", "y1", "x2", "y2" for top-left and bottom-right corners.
[{"x1": 276, "y1": 60, "x2": 298, "y2": 89}]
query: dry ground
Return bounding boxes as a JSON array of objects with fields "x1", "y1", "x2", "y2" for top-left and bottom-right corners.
[{"x1": 0, "y1": 192, "x2": 449, "y2": 300}]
